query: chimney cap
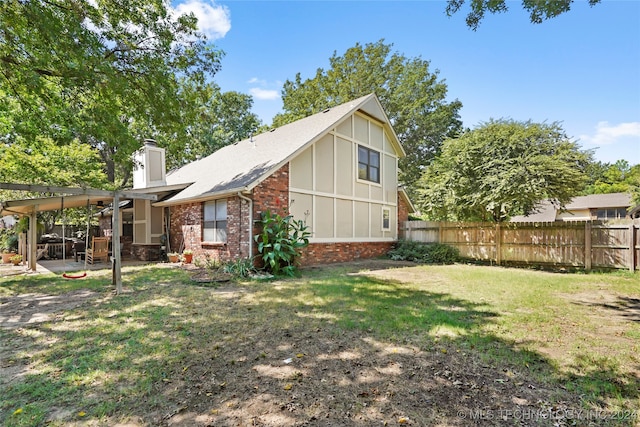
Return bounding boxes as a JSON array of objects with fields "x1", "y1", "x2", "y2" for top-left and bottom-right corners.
[{"x1": 144, "y1": 138, "x2": 157, "y2": 147}]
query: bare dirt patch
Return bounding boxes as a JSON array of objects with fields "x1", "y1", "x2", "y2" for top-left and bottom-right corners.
[
  {"x1": 151, "y1": 323, "x2": 581, "y2": 427},
  {"x1": 563, "y1": 290, "x2": 640, "y2": 324},
  {"x1": 0, "y1": 289, "x2": 102, "y2": 390},
  {"x1": 0, "y1": 289, "x2": 100, "y2": 330}
]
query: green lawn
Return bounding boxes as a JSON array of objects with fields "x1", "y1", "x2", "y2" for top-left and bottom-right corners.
[{"x1": 0, "y1": 262, "x2": 638, "y2": 426}]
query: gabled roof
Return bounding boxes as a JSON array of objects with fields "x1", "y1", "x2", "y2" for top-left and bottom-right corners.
[
  {"x1": 509, "y1": 199, "x2": 558, "y2": 222},
  {"x1": 565, "y1": 192, "x2": 632, "y2": 210},
  {"x1": 510, "y1": 192, "x2": 635, "y2": 222},
  {"x1": 158, "y1": 94, "x2": 403, "y2": 205}
]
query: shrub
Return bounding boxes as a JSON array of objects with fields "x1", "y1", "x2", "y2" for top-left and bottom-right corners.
[
  {"x1": 254, "y1": 209, "x2": 310, "y2": 276},
  {"x1": 388, "y1": 240, "x2": 459, "y2": 264},
  {"x1": 0, "y1": 230, "x2": 18, "y2": 252},
  {"x1": 222, "y1": 258, "x2": 256, "y2": 278}
]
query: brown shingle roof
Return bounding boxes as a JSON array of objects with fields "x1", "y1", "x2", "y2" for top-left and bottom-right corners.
[
  {"x1": 510, "y1": 192, "x2": 634, "y2": 222},
  {"x1": 159, "y1": 94, "x2": 402, "y2": 205}
]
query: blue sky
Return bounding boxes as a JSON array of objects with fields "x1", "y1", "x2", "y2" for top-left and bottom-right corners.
[{"x1": 175, "y1": 0, "x2": 640, "y2": 165}]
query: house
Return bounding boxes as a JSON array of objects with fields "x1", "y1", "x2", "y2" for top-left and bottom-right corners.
[
  {"x1": 510, "y1": 192, "x2": 639, "y2": 222},
  {"x1": 126, "y1": 93, "x2": 415, "y2": 265}
]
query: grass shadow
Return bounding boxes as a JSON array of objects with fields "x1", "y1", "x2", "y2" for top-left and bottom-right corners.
[{"x1": 1, "y1": 264, "x2": 638, "y2": 426}]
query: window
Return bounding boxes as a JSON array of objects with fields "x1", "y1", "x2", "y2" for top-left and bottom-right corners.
[
  {"x1": 203, "y1": 199, "x2": 227, "y2": 242},
  {"x1": 594, "y1": 208, "x2": 626, "y2": 221},
  {"x1": 382, "y1": 207, "x2": 391, "y2": 231},
  {"x1": 358, "y1": 145, "x2": 380, "y2": 183}
]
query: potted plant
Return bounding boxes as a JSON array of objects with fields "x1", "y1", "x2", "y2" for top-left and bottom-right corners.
[
  {"x1": 9, "y1": 254, "x2": 22, "y2": 266},
  {"x1": 1, "y1": 249, "x2": 16, "y2": 264},
  {"x1": 182, "y1": 249, "x2": 193, "y2": 264},
  {"x1": 168, "y1": 252, "x2": 180, "y2": 263},
  {"x1": 1, "y1": 230, "x2": 18, "y2": 263}
]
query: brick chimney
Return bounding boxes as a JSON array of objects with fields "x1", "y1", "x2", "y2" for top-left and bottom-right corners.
[{"x1": 133, "y1": 139, "x2": 167, "y2": 189}]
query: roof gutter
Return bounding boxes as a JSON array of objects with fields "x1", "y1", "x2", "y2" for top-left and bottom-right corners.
[
  {"x1": 153, "y1": 187, "x2": 247, "y2": 207},
  {"x1": 237, "y1": 192, "x2": 253, "y2": 259}
]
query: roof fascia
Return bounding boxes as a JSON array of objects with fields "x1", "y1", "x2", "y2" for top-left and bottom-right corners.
[
  {"x1": 127, "y1": 183, "x2": 192, "y2": 195},
  {"x1": 153, "y1": 187, "x2": 247, "y2": 207},
  {"x1": 399, "y1": 187, "x2": 417, "y2": 214}
]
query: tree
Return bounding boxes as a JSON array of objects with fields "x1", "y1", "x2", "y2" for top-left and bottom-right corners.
[
  {"x1": 164, "y1": 80, "x2": 262, "y2": 168},
  {"x1": 446, "y1": 0, "x2": 601, "y2": 30},
  {"x1": 273, "y1": 40, "x2": 463, "y2": 198},
  {"x1": 417, "y1": 119, "x2": 592, "y2": 222},
  {"x1": 582, "y1": 160, "x2": 640, "y2": 195},
  {"x1": 0, "y1": 135, "x2": 110, "y2": 232},
  {"x1": 0, "y1": 0, "x2": 222, "y2": 186}
]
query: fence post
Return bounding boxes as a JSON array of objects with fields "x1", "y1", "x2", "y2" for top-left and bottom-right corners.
[
  {"x1": 438, "y1": 222, "x2": 443, "y2": 244},
  {"x1": 584, "y1": 221, "x2": 592, "y2": 271},
  {"x1": 495, "y1": 223, "x2": 502, "y2": 266},
  {"x1": 630, "y1": 223, "x2": 636, "y2": 272}
]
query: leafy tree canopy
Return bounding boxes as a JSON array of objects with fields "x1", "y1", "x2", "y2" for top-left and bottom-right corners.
[
  {"x1": 166, "y1": 80, "x2": 262, "y2": 169},
  {"x1": 273, "y1": 40, "x2": 463, "y2": 198},
  {"x1": 446, "y1": 0, "x2": 601, "y2": 30},
  {"x1": 0, "y1": 0, "x2": 224, "y2": 186},
  {"x1": 582, "y1": 160, "x2": 640, "y2": 195},
  {"x1": 0, "y1": 135, "x2": 110, "y2": 233},
  {"x1": 0, "y1": 136, "x2": 108, "y2": 189},
  {"x1": 417, "y1": 119, "x2": 592, "y2": 222}
]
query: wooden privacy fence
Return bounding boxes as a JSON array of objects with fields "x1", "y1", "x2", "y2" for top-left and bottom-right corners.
[{"x1": 401, "y1": 221, "x2": 639, "y2": 271}]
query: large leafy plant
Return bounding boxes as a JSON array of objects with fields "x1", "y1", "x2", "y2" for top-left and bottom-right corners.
[{"x1": 254, "y1": 209, "x2": 310, "y2": 276}]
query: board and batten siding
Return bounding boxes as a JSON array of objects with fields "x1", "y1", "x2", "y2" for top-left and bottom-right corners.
[{"x1": 289, "y1": 112, "x2": 399, "y2": 242}]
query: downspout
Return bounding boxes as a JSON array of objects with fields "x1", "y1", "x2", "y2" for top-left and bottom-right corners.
[{"x1": 237, "y1": 192, "x2": 253, "y2": 259}]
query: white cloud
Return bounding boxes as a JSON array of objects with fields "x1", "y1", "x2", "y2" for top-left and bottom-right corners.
[
  {"x1": 174, "y1": 0, "x2": 231, "y2": 40},
  {"x1": 249, "y1": 88, "x2": 280, "y2": 100},
  {"x1": 580, "y1": 121, "x2": 640, "y2": 145},
  {"x1": 247, "y1": 77, "x2": 263, "y2": 85}
]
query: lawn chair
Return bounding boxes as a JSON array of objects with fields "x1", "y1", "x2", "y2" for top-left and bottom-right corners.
[
  {"x1": 86, "y1": 237, "x2": 109, "y2": 264},
  {"x1": 36, "y1": 243, "x2": 50, "y2": 261}
]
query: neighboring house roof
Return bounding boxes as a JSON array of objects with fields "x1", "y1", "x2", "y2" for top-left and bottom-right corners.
[
  {"x1": 564, "y1": 192, "x2": 632, "y2": 210},
  {"x1": 509, "y1": 199, "x2": 558, "y2": 222},
  {"x1": 510, "y1": 192, "x2": 635, "y2": 222},
  {"x1": 158, "y1": 93, "x2": 404, "y2": 206}
]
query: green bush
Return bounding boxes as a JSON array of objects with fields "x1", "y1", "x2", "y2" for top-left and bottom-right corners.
[
  {"x1": 388, "y1": 240, "x2": 460, "y2": 264},
  {"x1": 254, "y1": 209, "x2": 310, "y2": 276},
  {"x1": 0, "y1": 229, "x2": 18, "y2": 252},
  {"x1": 222, "y1": 258, "x2": 256, "y2": 278}
]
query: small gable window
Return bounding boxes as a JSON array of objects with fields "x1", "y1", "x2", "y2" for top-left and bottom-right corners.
[
  {"x1": 358, "y1": 145, "x2": 380, "y2": 183},
  {"x1": 203, "y1": 199, "x2": 227, "y2": 243}
]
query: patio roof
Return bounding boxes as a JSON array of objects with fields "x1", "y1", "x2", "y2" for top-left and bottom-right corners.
[
  {"x1": 0, "y1": 183, "x2": 158, "y2": 216},
  {"x1": 0, "y1": 194, "x2": 113, "y2": 216},
  {"x1": 0, "y1": 183, "x2": 158, "y2": 293}
]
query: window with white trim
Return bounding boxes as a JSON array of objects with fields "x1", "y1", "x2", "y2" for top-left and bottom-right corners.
[
  {"x1": 594, "y1": 208, "x2": 627, "y2": 221},
  {"x1": 358, "y1": 145, "x2": 380, "y2": 183},
  {"x1": 203, "y1": 199, "x2": 227, "y2": 243},
  {"x1": 382, "y1": 207, "x2": 391, "y2": 231}
]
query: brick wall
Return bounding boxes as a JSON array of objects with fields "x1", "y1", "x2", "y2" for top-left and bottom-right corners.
[
  {"x1": 165, "y1": 163, "x2": 405, "y2": 267},
  {"x1": 252, "y1": 164, "x2": 290, "y2": 217},
  {"x1": 298, "y1": 241, "x2": 395, "y2": 266},
  {"x1": 97, "y1": 215, "x2": 132, "y2": 258},
  {"x1": 169, "y1": 197, "x2": 252, "y2": 264},
  {"x1": 131, "y1": 244, "x2": 161, "y2": 261}
]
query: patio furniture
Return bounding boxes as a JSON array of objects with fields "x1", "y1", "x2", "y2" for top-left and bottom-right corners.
[{"x1": 86, "y1": 237, "x2": 109, "y2": 264}]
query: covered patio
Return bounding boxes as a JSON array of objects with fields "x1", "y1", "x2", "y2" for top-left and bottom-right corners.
[
  {"x1": 0, "y1": 257, "x2": 152, "y2": 278},
  {"x1": 0, "y1": 183, "x2": 157, "y2": 293}
]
